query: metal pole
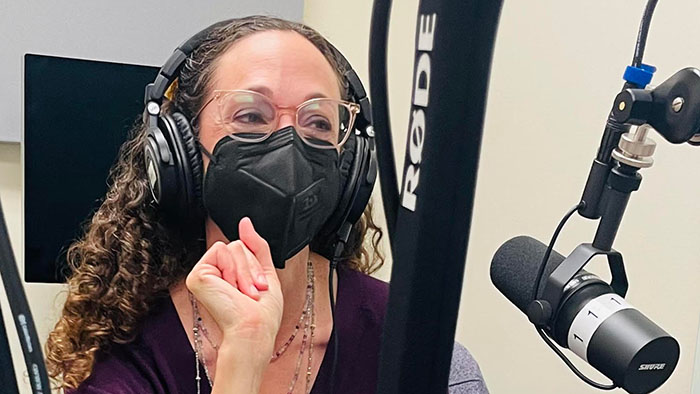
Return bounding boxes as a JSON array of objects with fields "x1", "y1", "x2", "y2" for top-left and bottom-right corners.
[
  {"x1": 0, "y1": 198, "x2": 51, "y2": 393},
  {"x1": 375, "y1": 0, "x2": 503, "y2": 392}
]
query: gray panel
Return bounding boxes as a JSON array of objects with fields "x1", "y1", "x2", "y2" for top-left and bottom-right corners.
[{"x1": 0, "y1": 0, "x2": 303, "y2": 142}]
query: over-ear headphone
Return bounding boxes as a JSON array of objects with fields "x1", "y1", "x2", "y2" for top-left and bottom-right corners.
[{"x1": 143, "y1": 18, "x2": 377, "y2": 258}]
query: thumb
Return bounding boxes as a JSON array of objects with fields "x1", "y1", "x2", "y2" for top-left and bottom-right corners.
[{"x1": 239, "y1": 217, "x2": 275, "y2": 272}]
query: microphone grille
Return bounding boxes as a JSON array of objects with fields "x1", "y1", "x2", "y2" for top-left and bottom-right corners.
[{"x1": 490, "y1": 235, "x2": 566, "y2": 314}]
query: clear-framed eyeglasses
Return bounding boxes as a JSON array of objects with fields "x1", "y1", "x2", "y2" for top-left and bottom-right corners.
[{"x1": 194, "y1": 89, "x2": 361, "y2": 150}]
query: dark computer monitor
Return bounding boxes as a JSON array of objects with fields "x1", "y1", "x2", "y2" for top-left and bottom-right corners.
[{"x1": 24, "y1": 54, "x2": 158, "y2": 283}]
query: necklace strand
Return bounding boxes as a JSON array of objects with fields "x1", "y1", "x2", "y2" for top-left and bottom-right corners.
[
  {"x1": 305, "y1": 262, "x2": 316, "y2": 394},
  {"x1": 191, "y1": 259, "x2": 315, "y2": 393},
  {"x1": 285, "y1": 262, "x2": 315, "y2": 393},
  {"x1": 191, "y1": 293, "x2": 214, "y2": 391},
  {"x1": 271, "y1": 295, "x2": 308, "y2": 360}
]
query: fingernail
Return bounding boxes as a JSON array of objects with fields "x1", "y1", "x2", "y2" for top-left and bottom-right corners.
[
  {"x1": 257, "y1": 274, "x2": 268, "y2": 286},
  {"x1": 249, "y1": 284, "x2": 260, "y2": 297}
]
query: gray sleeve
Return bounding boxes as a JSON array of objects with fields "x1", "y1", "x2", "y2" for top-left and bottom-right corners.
[{"x1": 448, "y1": 342, "x2": 489, "y2": 394}]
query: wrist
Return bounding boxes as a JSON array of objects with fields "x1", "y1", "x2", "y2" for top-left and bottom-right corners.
[
  {"x1": 219, "y1": 335, "x2": 274, "y2": 368},
  {"x1": 212, "y1": 342, "x2": 269, "y2": 394}
]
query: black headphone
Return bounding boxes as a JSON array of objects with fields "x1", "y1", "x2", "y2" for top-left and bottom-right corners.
[{"x1": 143, "y1": 19, "x2": 377, "y2": 259}]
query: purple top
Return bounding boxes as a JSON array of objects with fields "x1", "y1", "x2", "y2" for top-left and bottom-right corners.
[
  {"x1": 70, "y1": 267, "x2": 389, "y2": 394},
  {"x1": 68, "y1": 267, "x2": 487, "y2": 394}
]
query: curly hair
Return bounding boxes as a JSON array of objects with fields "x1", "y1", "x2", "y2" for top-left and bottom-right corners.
[{"x1": 45, "y1": 15, "x2": 384, "y2": 390}]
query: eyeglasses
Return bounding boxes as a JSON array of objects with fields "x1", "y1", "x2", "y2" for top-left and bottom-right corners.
[{"x1": 195, "y1": 89, "x2": 360, "y2": 150}]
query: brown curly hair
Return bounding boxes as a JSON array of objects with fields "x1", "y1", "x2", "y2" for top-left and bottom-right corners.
[{"x1": 45, "y1": 15, "x2": 384, "y2": 390}]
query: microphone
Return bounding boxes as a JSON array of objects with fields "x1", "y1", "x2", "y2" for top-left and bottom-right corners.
[{"x1": 491, "y1": 236, "x2": 680, "y2": 394}]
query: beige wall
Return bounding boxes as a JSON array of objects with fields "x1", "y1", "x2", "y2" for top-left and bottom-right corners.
[
  {"x1": 1, "y1": 1, "x2": 699, "y2": 393},
  {"x1": 305, "y1": 0, "x2": 700, "y2": 393}
]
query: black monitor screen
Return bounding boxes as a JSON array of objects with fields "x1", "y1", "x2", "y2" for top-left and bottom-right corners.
[{"x1": 24, "y1": 54, "x2": 158, "y2": 283}]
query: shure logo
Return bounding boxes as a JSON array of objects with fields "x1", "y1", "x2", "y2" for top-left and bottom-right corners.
[
  {"x1": 401, "y1": 13, "x2": 437, "y2": 212},
  {"x1": 638, "y1": 363, "x2": 666, "y2": 371}
]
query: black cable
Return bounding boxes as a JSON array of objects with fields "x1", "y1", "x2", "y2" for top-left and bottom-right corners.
[
  {"x1": 369, "y1": 0, "x2": 399, "y2": 242},
  {"x1": 532, "y1": 201, "x2": 618, "y2": 391},
  {"x1": 532, "y1": 202, "x2": 584, "y2": 301},
  {"x1": 328, "y1": 258, "x2": 339, "y2": 394},
  {"x1": 536, "y1": 328, "x2": 617, "y2": 390},
  {"x1": 632, "y1": 0, "x2": 659, "y2": 67}
]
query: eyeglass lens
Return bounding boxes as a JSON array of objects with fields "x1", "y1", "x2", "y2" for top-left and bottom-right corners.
[{"x1": 217, "y1": 91, "x2": 354, "y2": 149}]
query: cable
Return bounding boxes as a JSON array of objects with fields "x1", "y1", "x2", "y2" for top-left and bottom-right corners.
[
  {"x1": 532, "y1": 202, "x2": 584, "y2": 301},
  {"x1": 536, "y1": 328, "x2": 617, "y2": 391},
  {"x1": 532, "y1": 201, "x2": 618, "y2": 391},
  {"x1": 327, "y1": 258, "x2": 339, "y2": 394},
  {"x1": 632, "y1": 0, "x2": 659, "y2": 67},
  {"x1": 369, "y1": 0, "x2": 399, "y2": 241}
]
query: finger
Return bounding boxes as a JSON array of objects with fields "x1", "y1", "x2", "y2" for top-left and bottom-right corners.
[
  {"x1": 229, "y1": 241, "x2": 261, "y2": 301},
  {"x1": 187, "y1": 242, "x2": 229, "y2": 290},
  {"x1": 186, "y1": 248, "x2": 254, "y2": 305},
  {"x1": 242, "y1": 245, "x2": 269, "y2": 291},
  {"x1": 238, "y1": 217, "x2": 275, "y2": 273},
  {"x1": 212, "y1": 241, "x2": 238, "y2": 286},
  {"x1": 198, "y1": 241, "x2": 228, "y2": 267}
]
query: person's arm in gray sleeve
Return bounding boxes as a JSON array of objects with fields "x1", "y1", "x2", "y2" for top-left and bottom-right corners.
[{"x1": 448, "y1": 342, "x2": 489, "y2": 394}]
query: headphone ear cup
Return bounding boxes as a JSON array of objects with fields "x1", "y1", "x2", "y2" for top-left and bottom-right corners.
[
  {"x1": 336, "y1": 134, "x2": 361, "y2": 219},
  {"x1": 144, "y1": 125, "x2": 178, "y2": 211},
  {"x1": 313, "y1": 133, "x2": 376, "y2": 258},
  {"x1": 344, "y1": 135, "x2": 376, "y2": 227},
  {"x1": 155, "y1": 112, "x2": 204, "y2": 228},
  {"x1": 170, "y1": 112, "x2": 204, "y2": 211}
]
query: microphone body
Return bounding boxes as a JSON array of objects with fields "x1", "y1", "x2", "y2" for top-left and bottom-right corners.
[{"x1": 491, "y1": 236, "x2": 679, "y2": 394}]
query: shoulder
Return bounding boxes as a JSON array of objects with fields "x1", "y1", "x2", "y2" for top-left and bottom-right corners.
[
  {"x1": 339, "y1": 266, "x2": 389, "y2": 298},
  {"x1": 448, "y1": 342, "x2": 489, "y2": 394},
  {"x1": 338, "y1": 267, "x2": 389, "y2": 325},
  {"x1": 339, "y1": 269, "x2": 488, "y2": 393},
  {"x1": 67, "y1": 295, "x2": 195, "y2": 394},
  {"x1": 67, "y1": 345, "x2": 154, "y2": 394}
]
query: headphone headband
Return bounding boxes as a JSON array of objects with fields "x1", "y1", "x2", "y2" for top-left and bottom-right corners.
[
  {"x1": 144, "y1": 20, "x2": 232, "y2": 107},
  {"x1": 145, "y1": 19, "x2": 373, "y2": 135},
  {"x1": 325, "y1": 44, "x2": 373, "y2": 132}
]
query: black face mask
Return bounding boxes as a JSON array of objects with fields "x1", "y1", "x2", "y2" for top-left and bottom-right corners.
[{"x1": 202, "y1": 126, "x2": 342, "y2": 268}]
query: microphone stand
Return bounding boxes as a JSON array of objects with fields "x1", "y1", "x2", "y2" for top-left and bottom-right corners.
[
  {"x1": 578, "y1": 0, "x2": 659, "y2": 220},
  {"x1": 0, "y1": 198, "x2": 51, "y2": 393},
  {"x1": 0, "y1": 304, "x2": 20, "y2": 394},
  {"x1": 369, "y1": 0, "x2": 399, "y2": 244},
  {"x1": 372, "y1": 0, "x2": 503, "y2": 393},
  {"x1": 585, "y1": 67, "x2": 700, "y2": 251},
  {"x1": 578, "y1": 0, "x2": 700, "y2": 253}
]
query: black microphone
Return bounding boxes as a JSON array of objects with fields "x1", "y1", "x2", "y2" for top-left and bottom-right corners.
[{"x1": 491, "y1": 236, "x2": 680, "y2": 394}]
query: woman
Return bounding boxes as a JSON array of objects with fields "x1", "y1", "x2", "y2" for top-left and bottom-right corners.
[{"x1": 45, "y1": 16, "x2": 487, "y2": 394}]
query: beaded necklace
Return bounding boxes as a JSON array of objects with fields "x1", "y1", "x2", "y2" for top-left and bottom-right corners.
[{"x1": 190, "y1": 259, "x2": 316, "y2": 394}]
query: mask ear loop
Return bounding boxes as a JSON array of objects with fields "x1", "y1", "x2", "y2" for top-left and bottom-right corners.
[{"x1": 195, "y1": 139, "x2": 217, "y2": 165}]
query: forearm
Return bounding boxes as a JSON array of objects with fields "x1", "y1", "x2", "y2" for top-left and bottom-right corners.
[{"x1": 211, "y1": 342, "x2": 269, "y2": 394}]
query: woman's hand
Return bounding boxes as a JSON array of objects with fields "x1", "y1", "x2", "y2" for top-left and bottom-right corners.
[{"x1": 186, "y1": 217, "x2": 283, "y2": 366}]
